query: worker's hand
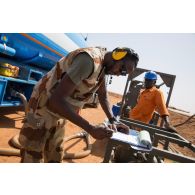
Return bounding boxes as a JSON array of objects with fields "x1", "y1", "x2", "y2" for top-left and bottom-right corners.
[{"x1": 89, "y1": 125, "x2": 114, "y2": 140}]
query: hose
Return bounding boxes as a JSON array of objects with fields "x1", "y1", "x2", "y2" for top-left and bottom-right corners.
[
  {"x1": 0, "y1": 131, "x2": 92, "y2": 159},
  {"x1": 174, "y1": 114, "x2": 195, "y2": 127},
  {"x1": 15, "y1": 92, "x2": 28, "y2": 115},
  {"x1": 63, "y1": 131, "x2": 92, "y2": 159},
  {"x1": 0, "y1": 91, "x2": 92, "y2": 159},
  {"x1": 0, "y1": 148, "x2": 20, "y2": 156}
]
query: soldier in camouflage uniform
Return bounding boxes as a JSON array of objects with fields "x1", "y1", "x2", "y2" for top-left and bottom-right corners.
[{"x1": 19, "y1": 47, "x2": 139, "y2": 163}]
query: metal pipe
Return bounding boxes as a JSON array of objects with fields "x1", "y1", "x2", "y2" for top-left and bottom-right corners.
[
  {"x1": 120, "y1": 118, "x2": 180, "y2": 138},
  {"x1": 0, "y1": 43, "x2": 16, "y2": 56},
  {"x1": 151, "y1": 147, "x2": 195, "y2": 163},
  {"x1": 119, "y1": 75, "x2": 130, "y2": 116}
]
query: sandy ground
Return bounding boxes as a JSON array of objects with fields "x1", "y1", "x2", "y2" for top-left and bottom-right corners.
[{"x1": 0, "y1": 92, "x2": 194, "y2": 163}]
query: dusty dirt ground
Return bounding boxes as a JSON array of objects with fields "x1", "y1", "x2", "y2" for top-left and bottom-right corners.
[{"x1": 0, "y1": 92, "x2": 194, "y2": 163}]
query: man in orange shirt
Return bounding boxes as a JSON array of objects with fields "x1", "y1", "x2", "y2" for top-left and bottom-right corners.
[
  {"x1": 113, "y1": 71, "x2": 175, "y2": 163},
  {"x1": 129, "y1": 71, "x2": 175, "y2": 130}
]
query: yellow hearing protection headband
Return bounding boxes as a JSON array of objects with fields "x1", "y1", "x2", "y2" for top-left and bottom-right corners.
[
  {"x1": 112, "y1": 50, "x2": 127, "y2": 60},
  {"x1": 112, "y1": 47, "x2": 139, "y2": 62},
  {"x1": 111, "y1": 48, "x2": 139, "y2": 75}
]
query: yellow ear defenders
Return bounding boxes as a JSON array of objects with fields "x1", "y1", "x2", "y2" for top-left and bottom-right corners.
[
  {"x1": 110, "y1": 47, "x2": 139, "y2": 76},
  {"x1": 112, "y1": 47, "x2": 132, "y2": 61}
]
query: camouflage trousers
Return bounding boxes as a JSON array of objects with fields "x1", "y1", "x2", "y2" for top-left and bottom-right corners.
[{"x1": 19, "y1": 107, "x2": 67, "y2": 163}]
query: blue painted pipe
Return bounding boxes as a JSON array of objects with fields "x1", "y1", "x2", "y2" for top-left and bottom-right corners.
[
  {"x1": 0, "y1": 43, "x2": 16, "y2": 56},
  {"x1": 21, "y1": 52, "x2": 43, "y2": 63}
]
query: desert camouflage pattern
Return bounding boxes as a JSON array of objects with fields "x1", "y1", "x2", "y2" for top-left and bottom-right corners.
[
  {"x1": 20, "y1": 107, "x2": 67, "y2": 162},
  {"x1": 19, "y1": 47, "x2": 106, "y2": 162}
]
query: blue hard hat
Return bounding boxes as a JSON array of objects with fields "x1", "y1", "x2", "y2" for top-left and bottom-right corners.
[{"x1": 144, "y1": 71, "x2": 157, "y2": 80}]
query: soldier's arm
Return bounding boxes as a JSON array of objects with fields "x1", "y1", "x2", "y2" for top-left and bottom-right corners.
[
  {"x1": 48, "y1": 73, "x2": 93, "y2": 132},
  {"x1": 47, "y1": 54, "x2": 113, "y2": 139},
  {"x1": 97, "y1": 77, "x2": 114, "y2": 120},
  {"x1": 97, "y1": 77, "x2": 130, "y2": 133}
]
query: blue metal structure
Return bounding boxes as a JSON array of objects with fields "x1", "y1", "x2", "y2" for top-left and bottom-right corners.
[{"x1": 0, "y1": 33, "x2": 87, "y2": 107}]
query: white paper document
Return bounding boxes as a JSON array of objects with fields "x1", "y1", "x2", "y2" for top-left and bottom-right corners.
[{"x1": 111, "y1": 130, "x2": 152, "y2": 151}]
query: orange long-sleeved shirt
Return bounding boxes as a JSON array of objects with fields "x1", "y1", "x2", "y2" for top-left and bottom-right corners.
[{"x1": 129, "y1": 86, "x2": 169, "y2": 123}]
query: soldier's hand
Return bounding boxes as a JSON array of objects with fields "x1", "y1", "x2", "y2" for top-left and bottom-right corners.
[
  {"x1": 107, "y1": 123, "x2": 117, "y2": 132},
  {"x1": 108, "y1": 122, "x2": 130, "y2": 134},
  {"x1": 89, "y1": 125, "x2": 114, "y2": 140}
]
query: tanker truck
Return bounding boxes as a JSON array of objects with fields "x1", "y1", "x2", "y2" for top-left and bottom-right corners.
[{"x1": 0, "y1": 33, "x2": 87, "y2": 108}]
